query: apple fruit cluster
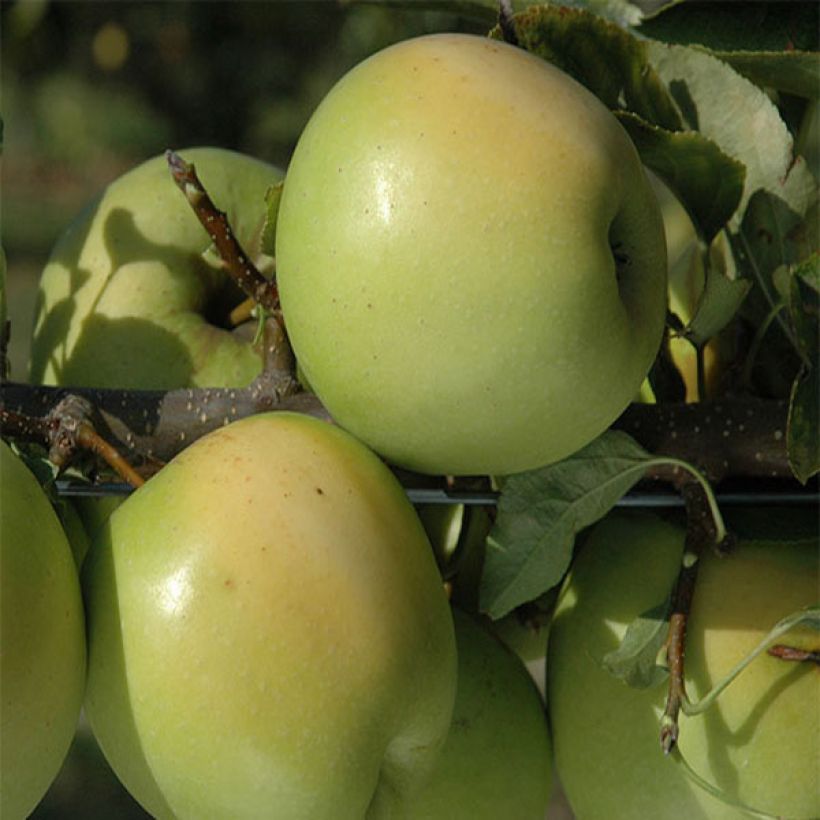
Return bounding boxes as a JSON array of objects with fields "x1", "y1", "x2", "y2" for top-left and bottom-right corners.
[{"x1": 5, "y1": 25, "x2": 815, "y2": 820}]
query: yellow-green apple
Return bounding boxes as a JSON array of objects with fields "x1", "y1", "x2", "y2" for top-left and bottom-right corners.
[
  {"x1": 1, "y1": 441, "x2": 86, "y2": 819},
  {"x1": 548, "y1": 510, "x2": 819, "y2": 819},
  {"x1": 30, "y1": 147, "x2": 282, "y2": 389},
  {"x1": 401, "y1": 607, "x2": 552, "y2": 819},
  {"x1": 82, "y1": 412, "x2": 456, "y2": 819},
  {"x1": 276, "y1": 33, "x2": 667, "y2": 475}
]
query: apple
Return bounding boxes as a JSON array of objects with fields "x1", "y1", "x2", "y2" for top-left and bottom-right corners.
[
  {"x1": 419, "y1": 500, "x2": 550, "y2": 663},
  {"x1": 82, "y1": 412, "x2": 457, "y2": 819},
  {"x1": 276, "y1": 33, "x2": 667, "y2": 476},
  {"x1": 1, "y1": 440, "x2": 86, "y2": 819},
  {"x1": 54, "y1": 497, "x2": 93, "y2": 569},
  {"x1": 29, "y1": 146, "x2": 283, "y2": 390},
  {"x1": 548, "y1": 510, "x2": 819, "y2": 819},
  {"x1": 401, "y1": 607, "x2": 552, "y2": 819}
]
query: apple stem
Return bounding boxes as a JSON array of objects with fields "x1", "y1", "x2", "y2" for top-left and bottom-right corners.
[
  {"x1": 0, "y1": 395, "x2": 145, "y2": 488},
  {"x1": 695, "y1": 344, "x2": 707, "y2": 403},
  {"x1": 76, "y1": 423, "x2": 145, "y2": 488},
  {"x1": 767, "y1": 644, "x2": 820, "y2": 664},
  {"x1": 230, "y1": 297, "x2": 256, "y2": 327},
  {"x1": 659, "y1": 481, "x2": 734, "y2": 755},
  {"x1": 165, "y1": 149, "x2": 280, "y2": 314},
  {"x1": 497, "y1": 0, "x2": 519, "y2": 46}
]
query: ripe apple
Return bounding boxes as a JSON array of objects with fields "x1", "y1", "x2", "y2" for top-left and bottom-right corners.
[
  {"x1": 1, "y1": 441, "x2": 86, "y2": 819},
  {"x1": 30, "y1": 146, "x2": 282, "y2": 389},
  {"x1": 82, "y1": 412, "x2": 457, "y2": 819},
  {"x1": 276, "y1": 33, "x2": 667, "y2": 475},
  {"x1": 401, "y1": 607, "x2": 552, "y2": 819},
  {"x1": 548, "y1": 510, "x2": 819, "y2": 819}
]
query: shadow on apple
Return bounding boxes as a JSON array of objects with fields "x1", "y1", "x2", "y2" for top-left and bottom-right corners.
[{"x1": 30, "y1": 207, "x2": 202, "y2": 388}]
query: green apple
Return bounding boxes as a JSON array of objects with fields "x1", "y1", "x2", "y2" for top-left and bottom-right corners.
[
  {"x1": 402, "y1": 607, "x2": 552, "y2": 819},
  {"x1": 276, "y1": 33, "x2": 667, "y2": 475},
  {"x1": 419, "y1": 501, "x2": 550, "y2": 663},
  {"x1": 548, "y1": 510, "x2": 819, "y2": 819},
  {"x1": 82, "y1": 412, "x2": 456, "y2": 819},
  {"x1": 489, "y1": 601, "x2": 551, "y2": 664},
  {"x1": 54, "y1": 497, "x2": 92, "y2": 569},
  {"x1": 73, "y1": 495, "x2": 127, "y2": 554},
  {"x1": 30, "y1": 147, "x2": 282, "y2": 389},
  {"x1": 1, "y1": 441, "x2": 86, "y2": 819}
]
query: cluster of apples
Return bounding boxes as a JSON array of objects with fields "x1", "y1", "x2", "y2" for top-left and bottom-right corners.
[{"x1": 3, "y1": 32, "x2": 817, "y2": 820}]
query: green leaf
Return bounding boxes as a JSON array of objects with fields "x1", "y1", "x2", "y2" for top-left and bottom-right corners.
[
  {"x1": 601, "y1": 600, "x2": 671, "y2": 689},
  {"x1": 647, "y1": 42, "x2": 818, "y2": 223},
  {"x1": 639, "y1": 2, "x2": 819, "y2": 54},
  {"x1": 641, "y1": 2, "x2": 820, "y2": 98},
  {"x1": 787, "y1": 253, "x2": 820, "y2": 483},
  {"x1": 551, "y1": 0, "x2": 644, "y2": 28},
  {"x1": 686, "y1": 234, "x2": 752, "y2": 345},
  {"x1": 789, "y1": 365, "x2": 820, "y2": 483},
  {"x1": 720, "y1": 51, "x2": 820, "y2": 101},
  {"x1": 496, "y1": 4, "x2": 681, "y2": 130},
  {"x1": 8, "y1": 441, "x2": 59, "y2": 498},
  {"x1": 789, "y1": 252, "x2": 820, "y2": 351},
  {"x1": 260, "y1": 180, "x2": 284, "y2": 259},
  {"x1": 479, "y1": 430, "x2": 653, "y2": 619},
  {"x1": 616, "y1": 112, "x2": 745, "y2": 243},
  {"x1": 731, "y1": 190, "x2": 815, "y2": 349},
  {"x1": 740, "y1": 190, "x2": 816, "y2": 270}
]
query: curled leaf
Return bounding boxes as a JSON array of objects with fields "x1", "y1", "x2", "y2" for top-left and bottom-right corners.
[
  {"x1": 602, "y1": 600, "x2": 671, "y2": 689},
  {"x1": 616, "y1": 112, "x2": 745, "y2": 244}
]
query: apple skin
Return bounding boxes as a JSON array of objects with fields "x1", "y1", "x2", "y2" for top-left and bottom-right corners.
[
  {"x1": 547, "y1": 510, "x2": 819, "y2": 819},
  {"x1": 1, "y1": 441, "x2": 86, "y2": 820},
  {"x1": 401, "y1": 607, "x2": 552, "y2": 819},
  {"x1": 30, "y1": 147, "x2": 282, "y2": 389},
  {"x1": 82, "y1": 412, "x2": 456, "y2": 819},
  {"x1": 55, "y1": 498, "x2": 92, "y2": 569},
  {"x1": 276, "y1": 33, "x2": 667, "y2": 475},
  {"x1": 418, "y1": 501, "x2": 550, "y2": 662}
]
